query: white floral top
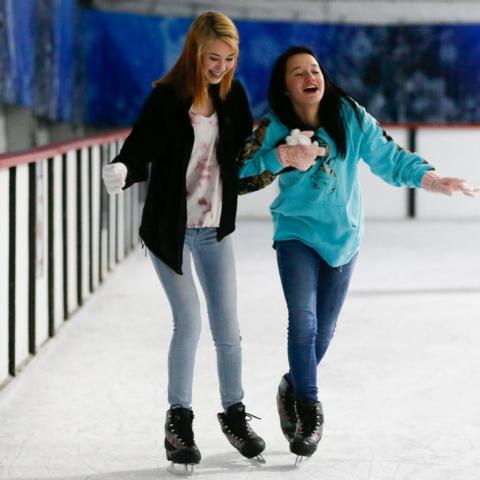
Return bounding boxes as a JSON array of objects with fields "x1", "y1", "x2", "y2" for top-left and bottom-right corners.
[{"x1": 186, "y1": 108, "x2": 222, "y2": 228}]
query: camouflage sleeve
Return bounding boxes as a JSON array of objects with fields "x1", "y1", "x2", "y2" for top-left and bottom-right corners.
[{"x1": 237, "y1": 118, "x2": 280, "y2": 195}]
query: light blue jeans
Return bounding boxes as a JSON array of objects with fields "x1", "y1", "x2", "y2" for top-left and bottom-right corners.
[{"x1": 150, "y1": 228, "x2": 243, "y2": 411}]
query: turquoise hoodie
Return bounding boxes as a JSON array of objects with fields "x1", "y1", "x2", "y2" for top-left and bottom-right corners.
[{"x1": 237, "y1": 100, "x2": 433, "y2": 267}]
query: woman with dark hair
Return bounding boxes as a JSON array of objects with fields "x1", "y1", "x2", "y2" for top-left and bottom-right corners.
[
  {"x1": 237, "y1": 46, "x2": 477, "y2": 462},
  {"x1": 102, "y1": 11, "x2": 265, "y2": 474}
]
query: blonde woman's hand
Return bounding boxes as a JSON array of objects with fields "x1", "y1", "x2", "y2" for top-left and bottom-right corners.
[
  {"x1": 286, "y1": 129, "x2": 315, "y2": 146},
  {"x1": 102, "y1": 162, "x2": 127, "y2": 194}
]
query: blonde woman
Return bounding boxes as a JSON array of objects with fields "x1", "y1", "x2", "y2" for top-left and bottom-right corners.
[{"x1": 102, "y1": 12, "x2": 264, "y2": 473}]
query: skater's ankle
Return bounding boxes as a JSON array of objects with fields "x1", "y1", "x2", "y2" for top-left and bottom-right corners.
[{"x1": 170, "y1": 403, "x2": 191, "y2": 411}]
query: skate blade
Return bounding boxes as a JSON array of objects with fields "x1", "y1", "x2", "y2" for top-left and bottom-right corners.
[
  {"x1": 294, "y1": 455, "x2": 309, "y2": 467},
  {"x1": 249, "y1": 453, "x2": 266, "y2": 464},
  {"x1": 167, "y1": 462, "x2": 195, "y2": 476}
]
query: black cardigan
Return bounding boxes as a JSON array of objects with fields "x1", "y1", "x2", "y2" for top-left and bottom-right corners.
[{"x1": 112, "y1": 80, "x2": 253, "y2": 274}]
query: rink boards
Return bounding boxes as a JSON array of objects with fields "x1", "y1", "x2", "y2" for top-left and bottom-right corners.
[
  {"x1": 0, "y1": 133, "x2": 140, "y2": 387},
  {"x1": 1, "y1": 124, "x2": 480, "y2": 389}
]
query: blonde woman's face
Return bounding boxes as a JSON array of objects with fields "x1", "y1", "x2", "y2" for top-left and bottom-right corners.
[{"x1": 201, "y1": 39, "x2": 236, "y2": 84}]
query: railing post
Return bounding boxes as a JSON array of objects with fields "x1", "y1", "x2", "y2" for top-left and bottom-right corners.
[{"x1": 407, "y1": 127, "x2": 417, "y2": 218}]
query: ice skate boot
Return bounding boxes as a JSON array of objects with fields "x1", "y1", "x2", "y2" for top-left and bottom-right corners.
[
  {"x1": 217, "y1": 402, "x2": 266, "y2": 463},
  {"x1": 290, "y1": 399, "x2": 324, "y2": 465},
  {"x1": 276, "y1": 373, "x2": 297, "y2": 441},
  {"x1": 165, "y1": 406, "x2": 201, "y2": 475}
]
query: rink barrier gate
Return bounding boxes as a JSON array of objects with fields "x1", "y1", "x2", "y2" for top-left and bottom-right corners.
[{"x1": 0, "y1": 130, "x2": 142, "y2": 389}]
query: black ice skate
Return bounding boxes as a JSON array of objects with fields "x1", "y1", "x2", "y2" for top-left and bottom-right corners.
[
  {"x1": 290, "y1": 399, "x2": 324, "y2": 465},
  {"x1": 217, "y1": 402, "x2": 266, "y2": 463},
  {"x1": 165, "y1": 406, "x2": 201, "y2": 475},
  {"x1": 276, "y1": 373, "x2": 297, "y2": 441}
]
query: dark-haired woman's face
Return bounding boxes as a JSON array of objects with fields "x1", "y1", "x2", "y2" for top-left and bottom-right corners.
[{"x1": 285, "y1": 54, "x2": 324, "y2": 108}]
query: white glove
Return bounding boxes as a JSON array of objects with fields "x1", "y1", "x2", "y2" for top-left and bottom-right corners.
[
  {"x1": 285, "y1": 129, "x2": 327, "y2": 154},
  {"x1": 421, "y1": 171, "x2": 480, "y2": 197},
  {"x1": 102, "y1": 162, "x2": 128, "y2": 194},
  {"x1": 286, "y1": 129, "x2": 315, "y2": 146}
]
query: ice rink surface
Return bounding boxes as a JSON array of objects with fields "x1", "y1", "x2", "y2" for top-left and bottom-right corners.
[{"x1": 0, "y1": 220, "x2": 479, "y2": 480}]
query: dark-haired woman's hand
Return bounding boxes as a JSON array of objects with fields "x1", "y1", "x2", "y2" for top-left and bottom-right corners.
[
  {"x1": 276, "y1": 144, "x2": 326, "y2": 171},
  {"x1": 421, "y1": 171, "x2": 479, "y2": 197}
]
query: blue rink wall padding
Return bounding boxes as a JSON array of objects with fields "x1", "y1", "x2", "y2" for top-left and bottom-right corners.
[
  {"x1": 79, "y1": 11, "x2": 480, "y2": 125},
  {"x1": 1, "y1": 3, "x2": 480, "y2": 125},
  {"x1": 0, "y1": 0, "x2": 36, "y2": 106},
  {"x1": 0, "y1": 0, "x2": 80, "y2": 121}
]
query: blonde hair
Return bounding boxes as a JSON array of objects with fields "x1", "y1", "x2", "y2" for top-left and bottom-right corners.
[{"x1": 154, "y1": 12, "x2": 239, "y2": 107}]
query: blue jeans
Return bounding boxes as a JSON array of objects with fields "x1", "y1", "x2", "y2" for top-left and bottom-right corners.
[
  {"x1": 275, "y1": 240, "x2": 357, "y2": 402},
  {"x1": 150, "y1": 228, "x2": 243, "y2": 411}
]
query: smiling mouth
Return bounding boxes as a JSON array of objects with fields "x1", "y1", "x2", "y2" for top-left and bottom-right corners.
[
  {"x1": 303, "y1": 86, "x2": 319, "y2": 93},
  {"x1": 209, "y1": 71, "x2": 224, "y2": 78}
]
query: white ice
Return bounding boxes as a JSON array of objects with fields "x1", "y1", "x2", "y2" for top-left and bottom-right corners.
[{"x1": 0, "y1": 220, "x2": 479, "y2": 480}]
